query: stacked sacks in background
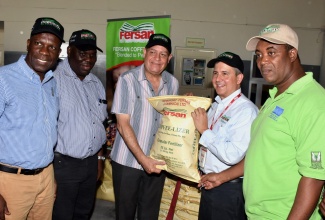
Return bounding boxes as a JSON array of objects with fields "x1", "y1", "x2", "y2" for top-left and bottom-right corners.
[
  {"x1": 159, "y1": 175, "x2": 201, "y2": 220},
  {"x1": 96, "y1": 119, "x2": 116, "y2": 202}
]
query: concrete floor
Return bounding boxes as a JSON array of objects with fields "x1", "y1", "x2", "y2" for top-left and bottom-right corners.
[{"x1": 91, "y1": 199, "x2": 116, "y2": 220}]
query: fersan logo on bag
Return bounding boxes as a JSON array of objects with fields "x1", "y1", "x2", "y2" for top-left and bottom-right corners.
[
  {"x1": 163, "y1": 108, "x2": 187, "y2": 118},
  {"x1": 119, "y1": 22, "x2": 155, "y2": 43}
]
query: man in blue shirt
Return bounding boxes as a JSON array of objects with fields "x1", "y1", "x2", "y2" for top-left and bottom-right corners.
[
  {"x1": 0, "y1": 17, "x2": 64, "y2": 220},
  {"x1": 52, "y1": 29, "x2": 107, "y2": 220}
]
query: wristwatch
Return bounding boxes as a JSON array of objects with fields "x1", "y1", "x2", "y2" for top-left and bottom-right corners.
[{"x1": 98, "y1": 156, "x2": 105, "y2": 161}]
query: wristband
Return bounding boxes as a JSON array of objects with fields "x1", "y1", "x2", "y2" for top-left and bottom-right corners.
[{"x1": 98, "y1": 156, "x2": 105, "y2": 161}]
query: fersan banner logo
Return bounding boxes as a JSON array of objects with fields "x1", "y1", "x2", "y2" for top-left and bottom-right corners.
[
  {"x1": 106, "y1": 15, "x2": 170, "y2": 70},
  {"x1": 119, "y1": 22, "x2": 155, "y2": 43}
]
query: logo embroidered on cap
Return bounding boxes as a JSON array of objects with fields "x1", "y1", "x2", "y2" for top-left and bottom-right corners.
[
  {"x1": 40, "y1": 18, "x2": 61, "y2": 31},
  {"x1": 218, "y1": 52, "x2": 233, "y2": 59},
  {"x1": 152, "y1": 35, "x2": 168, "y2": 42},
  {"x1": 260, "y1": 24, "x2": 280, "y2": 35},
  {"x1": 81, "y1": 32, "x2": 96, "y2": 40}
]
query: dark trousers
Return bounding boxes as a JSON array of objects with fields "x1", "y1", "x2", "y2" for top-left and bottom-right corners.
[
  {"x1": 52, "y1": 153, "x2": 98, "y2": 220},
  {"x1": 198, "y1": 181, "x2": 247, "y2": 220},
  {"x1": 111, "y1": 160, "x2": 166, "y2": 220}
]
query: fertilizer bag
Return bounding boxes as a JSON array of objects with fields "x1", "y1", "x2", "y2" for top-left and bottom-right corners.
[{"x1": 148, "y1": 95, "x2": 211, "y2": 183}]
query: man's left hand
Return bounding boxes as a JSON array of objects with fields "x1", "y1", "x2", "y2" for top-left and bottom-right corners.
[{"x1": 191, "y1": 107, "x2": 208, "y2": 134}]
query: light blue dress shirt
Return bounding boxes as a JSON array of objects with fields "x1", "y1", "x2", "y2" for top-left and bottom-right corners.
[{"x1": 0, "y1": 55, "x2": 59, "y2": 169}]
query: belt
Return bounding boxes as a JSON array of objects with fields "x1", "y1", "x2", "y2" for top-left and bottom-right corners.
[
  {"x1": 227, "y1": 178, "x2": 243, "y2": 183},
  {"x1": 200, "y1": 170, "x2": 243, "y2": 183},
  {"x1": 0, "y1": 163, "x2": 44, "y2": 175}
]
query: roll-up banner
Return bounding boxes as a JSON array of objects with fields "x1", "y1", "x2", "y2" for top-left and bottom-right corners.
[{"x1": 106, "y1": 15, "x2": 171, "y2": 72}]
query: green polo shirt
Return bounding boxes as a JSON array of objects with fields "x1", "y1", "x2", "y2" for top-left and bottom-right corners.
[{"x1": 244, "y1": 72, "x2": 325, "y2": 219}]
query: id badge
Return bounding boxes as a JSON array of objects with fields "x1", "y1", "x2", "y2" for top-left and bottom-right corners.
[{"x1": 199, "y1": 146, "x2": 207, "y2": 168}]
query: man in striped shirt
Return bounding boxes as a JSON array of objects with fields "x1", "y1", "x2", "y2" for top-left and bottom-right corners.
[
  {"x1": 52, "y1": 29, "x2": 107, "y2": 220},
  {"x1": 0, "y1": 17, "x2": 64, "y2": 220},
  {"x1": 110, "y1": 33, "x2": 179, "y2": 220}
]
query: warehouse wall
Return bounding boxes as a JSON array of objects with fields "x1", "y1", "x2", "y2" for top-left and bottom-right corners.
[{"x1": 0, "y1": 0, "x2": 324, "y2": 84}]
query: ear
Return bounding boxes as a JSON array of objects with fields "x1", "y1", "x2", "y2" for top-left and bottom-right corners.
[
  {"x1": 289, "y1": 48, "x2": 298, "y2": 62},
  {"x1": 26, "y1": 39, "x2": 30, "y2": 51},
  {"x1": 168, "y1": 53, "x2": 173, "y2": 63},
  {"x1": 67, "y1": 46, "x2": 71, "y2": 57},
  {"x1": 237, "y1": 73, "x2": 244, "y2": 85}
]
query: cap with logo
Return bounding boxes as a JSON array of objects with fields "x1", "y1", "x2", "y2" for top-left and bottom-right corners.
[
  {"x1": 31, "y1": 17, "x2": 65, "y2": 42},
  {"x1": 145, "y1": 33, "x2": 172, "y2": 54},
  {"x1": 207, "y1": 52, "x2": 244, "y2": 73},
  {"x1": 246, "y1": 24, "x2": 298, "y2": 51},
  {"x1": 69, "y1": 29, "x2": 103, "y2": 52}
]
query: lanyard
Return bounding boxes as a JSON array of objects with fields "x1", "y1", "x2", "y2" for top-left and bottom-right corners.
[{"x1": 210, "y1": 93, "x2": 242, "y2": 130}]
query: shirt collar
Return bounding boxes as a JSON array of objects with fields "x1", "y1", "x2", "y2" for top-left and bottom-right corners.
[
  {"x1": 19, "y1": 55, "x2": 54, "y2": 83},
  {"x1": 137, "y1": 64, "x2": 168, "y2": 84},
  {"x1": 59, "y1": 58, "x2": 97, "y2": 82},
  {"x1": 269, "y1": 72, "x2": 313, "y2": 98},
  {"x1": 215, "y1": 88, "x2": 242, "y2": 105}
]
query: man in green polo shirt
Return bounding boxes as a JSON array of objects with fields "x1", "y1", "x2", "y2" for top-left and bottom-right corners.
[{"x1": 243, "y1": 24, "x2": 325, "y2": 219}]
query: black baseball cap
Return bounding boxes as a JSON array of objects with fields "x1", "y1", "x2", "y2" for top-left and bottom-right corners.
[
  {"x1": 30, "y1": 17, "x2": 65, "y2": 42},
  {"x1": 69, "y1": 29, "x2": 103, "y2": 52},
  {"x1": 207, "y1": 52, "x2": 244, "y2": 73},
  {"x1": 145, "y1": 33, "x2": 172, "y2": 54}
]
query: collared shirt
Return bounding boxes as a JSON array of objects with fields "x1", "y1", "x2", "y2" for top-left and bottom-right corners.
[
  {"x1": 53, "y1": 58, "x2": 107, "y2": 159},
  {"x1": 244, "y1": 72, "x2": 325, "y2": 219},
  {"x1": 0, "y1": 55, "x2": 59, "y2": 169},
  {"x1": 110, "y1": 64, "x2": 179, "y2": 170},
  {"x1": 199, "y1": 89, "x2": 258, "y2": 174}
]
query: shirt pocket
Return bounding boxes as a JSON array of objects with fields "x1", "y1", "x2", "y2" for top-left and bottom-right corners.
[{"x1": 92, "y1": 98, "x2": 107, "y2": 122}]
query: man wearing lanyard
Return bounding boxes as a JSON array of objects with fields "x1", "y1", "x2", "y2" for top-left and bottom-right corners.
[{"x1": 192, "y1": 52, "x2": 258, "y2": 220}]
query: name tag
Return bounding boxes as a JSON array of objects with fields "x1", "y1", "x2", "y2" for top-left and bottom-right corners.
[{"x1": 199, "y1": 146, "x2": 207, "y2": 168}]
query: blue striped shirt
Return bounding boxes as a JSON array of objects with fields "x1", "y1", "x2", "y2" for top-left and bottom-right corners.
[
  {"x1": 0, "y1": 55, "x2": 59, "y2": 169},
  {"x1": 110, "y1": 64, "x2": 179, "y2": 170},
  {"x1": 53, "y1": 59, "x2": 107, "y2": 159}
]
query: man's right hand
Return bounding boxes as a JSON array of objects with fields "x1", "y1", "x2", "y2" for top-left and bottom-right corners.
[
  {"x1": 198, "y1": 172, "x2": 227, "y2": 190},
  {"x1": 0, "y1": 194, "x2": 10, "y2": 220},
  {"x1": 140, "y1": 156, "x2": 166, "y2": 174}
]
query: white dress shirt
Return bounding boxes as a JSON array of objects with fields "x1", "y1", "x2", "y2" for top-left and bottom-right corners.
[{"x1": 199, "y1": 89, "x2": 258, "y2": 174}]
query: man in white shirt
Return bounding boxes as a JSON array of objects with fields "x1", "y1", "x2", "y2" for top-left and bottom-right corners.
[{"x1": 192, "y1": 52, "x2": 258, "y2": 220}]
